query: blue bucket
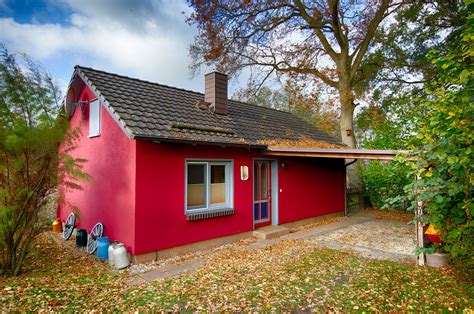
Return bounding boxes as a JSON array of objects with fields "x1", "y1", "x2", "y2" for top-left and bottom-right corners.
[{"x1": 97, "y1": 237, "x2": 110, "y2": 260}]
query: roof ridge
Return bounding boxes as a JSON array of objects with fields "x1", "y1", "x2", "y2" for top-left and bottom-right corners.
[
  {"x1": 75, "y1": 65, "x2": 298, "y2": 116},
  {"x1": 229, "y1": 98, "x2": 291, "y2": 114},
  {"x1": 75, "y1": 65, "x2": 204, "y2": 97}
]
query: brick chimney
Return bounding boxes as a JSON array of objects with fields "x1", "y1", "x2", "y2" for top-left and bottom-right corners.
[{"x1": 204, "y1": 72, "x2": 228, "y2": 115}]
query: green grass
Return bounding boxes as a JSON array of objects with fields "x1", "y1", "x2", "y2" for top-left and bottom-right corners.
[{"x1": 0, "y1": 233, "x2": 472, "y2": 311}]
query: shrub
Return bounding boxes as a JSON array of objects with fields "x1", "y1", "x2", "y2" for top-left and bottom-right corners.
[
  {"x1": 393, "y1": 7, "x2": 473, "y2": 259},
  {"x1": 360, "y1": 160, "x2": 411, "y2": 210},
  {"x1": 0, "y1": 45, "x2": 88, "y2": 276}
]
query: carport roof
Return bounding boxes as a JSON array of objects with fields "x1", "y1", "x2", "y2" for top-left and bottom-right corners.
[{"x1": 264, "y1": 147, "x2": 407, "y2": 160}]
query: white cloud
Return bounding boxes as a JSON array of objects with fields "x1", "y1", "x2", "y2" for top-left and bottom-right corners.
[{"x1": 0, "y1": 0, "x2": 214, "y2": 91}]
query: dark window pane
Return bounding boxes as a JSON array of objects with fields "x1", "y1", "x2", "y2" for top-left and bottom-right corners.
[
  {"x1": 210, "y1": 165, "x2": 226, "y2": 204},
  {"x1": 261, "y1": 202, "x2": 268, "y2": 219},
  {"x1": 188, "y1": 164, "x2": 205, "y2": 184},
  {"x1": 211, "y1": 165, "x2": 225, "y2": 183},
  {"x1": 187, "y1": 164, "x2": 206, "y2": 208}
]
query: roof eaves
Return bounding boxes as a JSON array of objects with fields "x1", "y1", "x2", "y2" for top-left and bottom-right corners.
[{"x1": 134, "y1": 134, "x2": 268, "y2": 149}]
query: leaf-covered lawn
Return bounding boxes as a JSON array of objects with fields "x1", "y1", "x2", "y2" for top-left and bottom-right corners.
[{"x1": 1, "y1": 233, "x2": 472, "y2": 311}]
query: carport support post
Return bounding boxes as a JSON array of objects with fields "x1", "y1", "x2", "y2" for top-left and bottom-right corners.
[
  {"x1": 416, "y1": 204, "x2": 425, "y2": 266},
  {"x1": 415, "y1": 175, "x2": 425, "y2": 266},
  {"x1": 344, "y1": 159, "x2": 357, "y2": 216}
]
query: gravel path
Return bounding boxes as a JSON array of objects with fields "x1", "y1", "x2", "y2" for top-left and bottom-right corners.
[{"x1": 316, "y1": 219, "x2": 417, "y2": 257}]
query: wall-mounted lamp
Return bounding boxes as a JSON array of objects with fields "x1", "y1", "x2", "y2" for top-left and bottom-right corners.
[
  {"x1": 71, "y1": 100, "x2": 90, "y2": 118},
  {"x1": 240, "y1": 165, "x2": 249, "y2": 181},
  {"x1": 72, "y1": 100, "x2": 89, "y2": 111},
  {"x1": 281, "y1": 161, "x2": 286, "y2": 169}
]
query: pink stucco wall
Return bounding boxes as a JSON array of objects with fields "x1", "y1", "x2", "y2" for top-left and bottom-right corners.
[
  {"x1": 134, "y1": 142, "x2": 256, "y2": 254},
  {"x1": 277, "y1": 157, "x2": 345, "y2": 224},
  {"x1": 58, "y1": 82, "x2": 345, "y2": 257},
  {"x1": 133, "y1": 141, "x2": 345, "y2": 255},
  {"x1": 57, "y1": 85, "x2": 137, "y2": 253}
]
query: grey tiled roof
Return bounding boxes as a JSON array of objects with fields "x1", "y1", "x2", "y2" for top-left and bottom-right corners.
[{"x1": 75, "y1": 66, "x2": 343, "y2": 147}]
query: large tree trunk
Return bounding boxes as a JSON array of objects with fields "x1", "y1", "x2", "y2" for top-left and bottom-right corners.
[
  {"x1": 338, "y1": 81, "x2": 363, "y2": 194},
  {"x1": 338, "y1": 84, "x2": 357, "y2": 148}
]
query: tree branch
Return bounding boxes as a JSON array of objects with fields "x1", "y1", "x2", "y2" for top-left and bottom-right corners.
[
  {"x1": 293, "y1": 0, "x2": 340, "y2": 63},
  {"x1": 276, "y1": 63, "x2": 338, "y2": 88},
  {"x1": 234, "y1": 48, "x2": 338, "y2": 88},
  {"x1": 328, "y1": 0, "x2": 349, "y2": 57},
  {"x1": 350, "y1": 0, "x2": 390, "y2": 78}
]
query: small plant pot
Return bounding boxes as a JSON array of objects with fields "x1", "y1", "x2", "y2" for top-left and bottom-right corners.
[{"x1": 426, "y1": 252, "x2": 449, "y2": 268}]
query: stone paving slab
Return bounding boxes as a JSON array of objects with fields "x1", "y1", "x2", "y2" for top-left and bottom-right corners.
[
  {"x1": 253, "y1": 225, "x2": 290, "y2": 239},
  {"x1": 125, "y1": 275, "x2": 147, "y2": 286},
  {"x1": 245, "y1": 238, "x2": 278, "y2": 250},
  {"x1": 126, "y1": 258, "x2": 205, "y2": 286}
]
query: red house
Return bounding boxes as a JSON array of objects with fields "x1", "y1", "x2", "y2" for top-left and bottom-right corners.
[{"x1": 58, "y1": 66, "x2": 349, "y2": 262}]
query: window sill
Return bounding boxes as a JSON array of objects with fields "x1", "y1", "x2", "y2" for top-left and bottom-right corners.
[
  {"x1": 88, "y1": 134, "x2": 101, "y2": 138},
  {"x1": 186, "y1": 208, "x2": 235, "y2": 221}
]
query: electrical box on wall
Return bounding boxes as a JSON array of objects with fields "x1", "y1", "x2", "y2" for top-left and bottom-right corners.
[{"x1": 240, "y1": 165, "x2": 249, "y2": 181}]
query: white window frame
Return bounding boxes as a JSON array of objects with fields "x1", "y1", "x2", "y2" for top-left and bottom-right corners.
[
  {"x1": 88, "y1": 99, "x2": 101, "y2": 137},
  {"x1": 185, "y1": 159, "x2": 234, "y2": 213}
]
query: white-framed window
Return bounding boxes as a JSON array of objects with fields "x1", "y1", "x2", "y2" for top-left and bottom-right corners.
[
  {"x1": 185, "y1": 160, "x2": 233, "y2": 212},
  {"x1": 88, "y1": 99, "x2": 101, "y2": 137}
]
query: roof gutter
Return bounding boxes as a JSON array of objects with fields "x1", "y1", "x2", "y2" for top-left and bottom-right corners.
[
  {"x1": 134, "y1": 135, "x2": 268, "y2": 149},
  {"x1": 345, "y1": 159, "x2": 357, "y2": 167}
]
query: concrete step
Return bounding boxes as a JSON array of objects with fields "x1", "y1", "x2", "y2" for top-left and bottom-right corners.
[{"x1": 253, "y1": 225, "x2": 290, "y2": 240}]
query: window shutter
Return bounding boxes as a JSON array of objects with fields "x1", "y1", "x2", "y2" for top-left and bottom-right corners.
[{"x1": 89, "y1": 99, "x2": 101, "y2": 136}]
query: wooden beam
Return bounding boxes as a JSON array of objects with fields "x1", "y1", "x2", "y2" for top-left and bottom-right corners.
[
  {"x1": 264, "y1": 151, "x2": 398, "y2": 160},
  {"x1": 416, "y1": 207, "x2": 425, "y2": 266}
]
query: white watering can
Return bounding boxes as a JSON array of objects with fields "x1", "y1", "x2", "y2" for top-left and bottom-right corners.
[
  {"x1": 108, "y1": 241, "x2": 119, "y2": 267},
  {"x1": 112, "y1": 243, "x2": 130, "y2": 269}
]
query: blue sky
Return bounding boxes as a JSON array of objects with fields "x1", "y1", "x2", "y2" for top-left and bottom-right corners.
[{"x1": 0, "y1": 0, "x2": 249, "y2": 96}]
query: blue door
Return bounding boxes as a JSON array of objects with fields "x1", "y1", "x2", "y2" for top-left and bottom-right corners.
[{"x1": 254, "y1": 160, "x2": 271, "y2": 227}]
